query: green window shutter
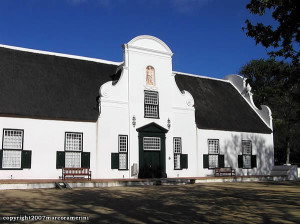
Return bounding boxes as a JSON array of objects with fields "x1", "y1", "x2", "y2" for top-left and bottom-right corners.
[
  {"x1": 0, "y1": 150, "x2": 2, "y2": 168},
  {"x1": 21, "y1": 150, "x2": 32, "y2": 169},
  {"x1": 203, "y1": 154, "x2": 209, "y2": 168},
  {"x1": 180, "y1": 154, "x2": 188, "y2": 169},
  {"x1": 238, "y1": 155, "x2": 243, "y2": 168},
  {"x1": 111, "y1": 153, "x2": 119, "y2": 169},
  {"x1": 251, "y1": 155, "x2": 257, "y2": 168},
  {"x1": 56, "y1": 151, "x2": 65, "y2": 169},
  {"x1": 218, "y1": 155, "x2": 224, "y2": 168},
  {"x1": 81, "y1": 152, "x2": 90, "y2": 168}
]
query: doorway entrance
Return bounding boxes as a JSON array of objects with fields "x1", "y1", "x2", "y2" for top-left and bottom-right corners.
[{"x1": 137, "y1": 123, "x2": 168, "y2": 178}]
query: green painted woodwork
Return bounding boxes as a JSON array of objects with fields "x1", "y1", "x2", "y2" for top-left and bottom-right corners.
[
  {"x1": 111, "y1": 153, "x2": 119, "y2": 169},
  {"x1": 56, "y1": 151, "x2": 65, "y2": 169},
  {"x1": 0, "y1": 150, "x2": 2, "y2": 168},
  {"x1": 21, "y1": 150, "x2": 32, "y2": 169},
  {"x1": 136, "y1": 122, "x2": 168, "y2": 133},
  {"x1": 81, "y1": 152, "x2": 90, "y2": 168},
  {"x1": 218, "y1": 155, "x2": 224, "y2": 168},
  {"x1": 138, "y1": 123, "x2": 167, "y2": 178},
  {"x1": 251, "y1": 155, "x2": 257, "y2": 168},
  {"x1": 181, "y1": 154, "x2": 188, "y2": 169},
  {"x1": 203, "y1": 154, "x2": 209, "y2": 168},
  {"x1": 238, "y1": 155, "x2": 243, "y2": 168}
]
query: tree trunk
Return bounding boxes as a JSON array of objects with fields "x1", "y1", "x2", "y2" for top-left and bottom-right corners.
[{"x1": 286, "y1": 140, "x2": 290, "y2": 165}]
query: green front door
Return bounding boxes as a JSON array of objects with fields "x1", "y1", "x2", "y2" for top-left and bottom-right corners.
[
  {"x1": 142, "y1": 151, "x2": 161, "y2": 178},
  {"x1": 137, "y1": 123, "x2": 168, "y2": 179}
]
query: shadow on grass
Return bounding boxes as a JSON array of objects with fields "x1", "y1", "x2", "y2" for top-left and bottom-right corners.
[{"x1": 0, "y1": 181, "x2": 299, "y2": 223}]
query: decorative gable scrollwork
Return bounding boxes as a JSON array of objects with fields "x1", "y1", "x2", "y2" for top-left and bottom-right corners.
[
  {"x1": 100, "y1": 81, "x2": 113, "y2": 98},
  {"x1": 182, "y1": 90, "x2": 194, "y2": 107}
]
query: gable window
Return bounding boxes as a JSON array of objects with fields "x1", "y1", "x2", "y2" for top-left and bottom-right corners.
[
  {"x1": 111, "y1": 135, "x2": 129, "y2": 170},
  {"x1": 238, "y1": 140, "x2": 256, "y2": 169},
  {"x1": 56, "y1": 132, "x2": 90, "y2": 169},
  {"x1": 1, "y1": 129, "x2": 31, "y2": 169},
  {"x1": 144, "y1": 91, "x2": 159, "y2": 118},
  {"x1": 203, "y1": 139, "x2": 224, "y2": 169}
]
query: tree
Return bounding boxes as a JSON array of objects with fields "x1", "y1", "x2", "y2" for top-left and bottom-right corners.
[
  {"x1": 243, "y1": 0, "x2": 299, "y2": 65},
  {"x1": 239, "y1": 59, "x2": 300, "y2": 165}
]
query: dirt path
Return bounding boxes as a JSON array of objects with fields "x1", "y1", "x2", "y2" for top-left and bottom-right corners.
[{"x1": 0, "y1": 181, "x2": 299, "y2": 223}]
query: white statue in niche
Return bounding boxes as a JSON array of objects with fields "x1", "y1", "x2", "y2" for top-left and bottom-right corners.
[{"x1": 146, "y1": 66, "x2": 155, "y2": 86}]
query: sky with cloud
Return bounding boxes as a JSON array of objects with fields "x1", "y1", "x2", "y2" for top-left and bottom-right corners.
[{"x1": 0, "y1": 0, "x2": 277, "y2": 78}]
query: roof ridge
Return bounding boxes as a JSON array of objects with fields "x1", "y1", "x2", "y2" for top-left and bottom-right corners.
[
  {"x1": 173, "y1": 71, "x2": 229, "y2": 83},
  {"x1": 0, "y1": 44, "x2": 122, "y2": 66}
]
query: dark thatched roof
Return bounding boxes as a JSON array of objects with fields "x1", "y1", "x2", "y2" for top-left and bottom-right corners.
[
  {"x1": 0, "y1": 46, "x2": 119, "y2": 121},
  {"x1": 0, "y1": 46, "x2": 272, "y2": 133},
  {"x1": 175, "y1": 74, "x2": 272, "y2": 134}
]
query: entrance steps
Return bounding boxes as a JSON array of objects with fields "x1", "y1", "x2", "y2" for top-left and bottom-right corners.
[
  {"x1": 153, "y1": 178, "x2": 195, "y2": 185},
  {"x1": 55, "y1": 182, "x2": 72, "y2": 190},
  {"x1": 0, "y1": 175, "x2": 294, "y2": 190}
]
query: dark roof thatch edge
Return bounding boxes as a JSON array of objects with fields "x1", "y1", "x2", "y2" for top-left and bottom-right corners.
[
  {"x1": 0, "y1": 43, "x2": 123, "y2": 66},
  {"x1": 173, "y1": 71, "x2": 272, "y2": 134},
  {"x1": 0, "y1": 114, "x2": 98, "y2": 123},
  {"x1": 197, "y1": 126, "x2": 272, "y2": 134}
]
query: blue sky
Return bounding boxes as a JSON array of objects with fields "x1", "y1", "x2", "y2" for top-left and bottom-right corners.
[{"x1": 0, "y1": 0, "x2": 277, "y2": 79}]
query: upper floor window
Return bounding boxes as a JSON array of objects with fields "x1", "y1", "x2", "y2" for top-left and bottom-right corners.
[
  {"x1": 144, "y1": 90, "x2": 159, "y2": 118},
  {"x1": 146, "y1": 66, "x2": 155, "y2": 86}
]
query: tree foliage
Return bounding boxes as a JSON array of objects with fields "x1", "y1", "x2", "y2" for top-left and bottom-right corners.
[
  {"x1": 243, "y1": 0, "x2": 299, "y2": 65},
  {"x1": 239, "y1": 59, "x2": 300, "y2": 165}
]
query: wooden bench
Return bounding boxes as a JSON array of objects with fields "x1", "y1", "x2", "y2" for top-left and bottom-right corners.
[
  {"x1": 62, "y1": 168, "x2": 91, "y2": 180},
  {"x1": 214, "y1": 167, "x2": 236, "y2": 177}
]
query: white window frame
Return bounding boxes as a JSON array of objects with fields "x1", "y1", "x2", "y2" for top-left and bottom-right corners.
[
  {"x1": 2, "y1": 129, "x2": 23, "y2": 169},
  {"x1": 118, "y1": 135, "x2": 128, "y2": 170},
  {"x1": 242, "y1": 140, "x2": 252, "y2": 169},
  {"x1": 64, "y1": 132, "x2": 83, "y2": 168},
  {"x1": 174, "y1": 137, "x2": 182, "y2": 170},
  {"x1": 144, "y1": 91, "x2": 159, "y2": 118},
  {"x1": 208, "y1": 139, "x2": 219, "y2": 168},
  {"x1": 143, "y1": 137, "x2": 161, "y2": 151}
]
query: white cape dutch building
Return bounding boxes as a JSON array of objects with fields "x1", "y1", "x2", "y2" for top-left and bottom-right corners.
[{"x1": 0, "y1": 35, "x2": 274, "y2": 179}]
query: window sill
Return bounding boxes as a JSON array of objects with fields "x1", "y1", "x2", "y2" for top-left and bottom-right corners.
[{"x1": 0, "y1": 168, "x2": 23, "y2": 170}]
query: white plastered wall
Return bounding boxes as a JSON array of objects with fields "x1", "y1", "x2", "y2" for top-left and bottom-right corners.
[
  {"x1": 0, "y1": 117, "x2": 96, "y2": 179},
  {"x1": 97, "y1": 35, "x2": 198, "y2": 178},
  {"x1": 197, "y1": 129, "x2": 274, "y2": 177}
]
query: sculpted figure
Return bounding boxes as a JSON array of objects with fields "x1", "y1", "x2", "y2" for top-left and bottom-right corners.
[{"x1": 146, "y1": 66, "x2": 155, "y2": 86}]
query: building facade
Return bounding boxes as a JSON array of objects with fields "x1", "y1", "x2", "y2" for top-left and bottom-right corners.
[{"x1": 0, "y1": 35, "x2": 274, "y2": 179}]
